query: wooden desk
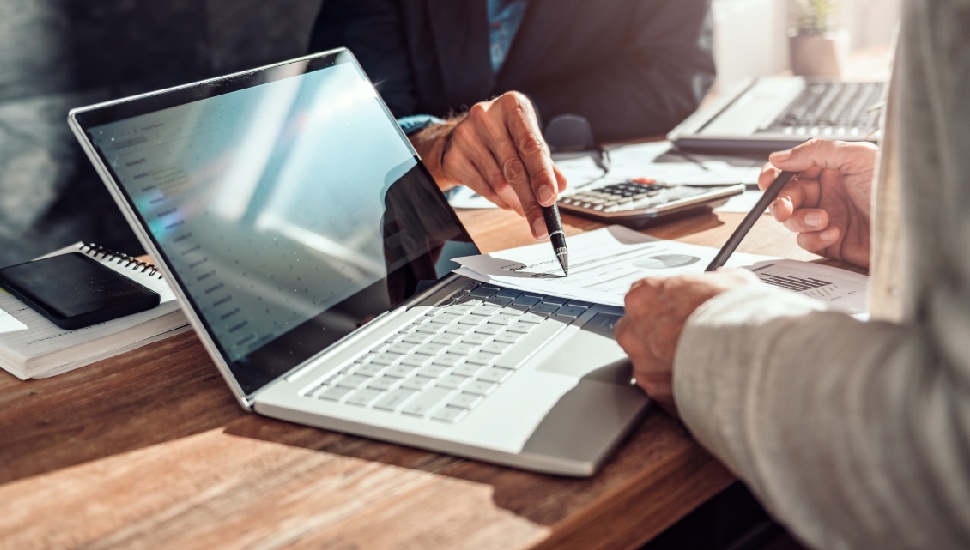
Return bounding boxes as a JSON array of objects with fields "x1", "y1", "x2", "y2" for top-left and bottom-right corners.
[{"x1": 0, "y1": 208, "x2": 816, "y2": 549}]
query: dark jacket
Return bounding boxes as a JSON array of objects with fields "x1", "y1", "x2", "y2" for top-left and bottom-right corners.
[{"x1": 309, "y1": 0, "x2": 716, "y2": 142}]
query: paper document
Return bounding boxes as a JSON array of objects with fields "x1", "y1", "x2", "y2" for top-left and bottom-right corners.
[
  {"x1": 455, "y1": 226, "x2": 870, "y2": 313},
  {"x1": 455, "y1": 226, "x2": 769, "y2": 306},
  {"x1": 0, "y1": 304, "x2": 28, "y2": 335},
  {"x1": 746, "y1": 259, "x2": 868, "y2": 313},
  {"x1": 715, "y1": 190, "x2": 765, "y2": 213}
]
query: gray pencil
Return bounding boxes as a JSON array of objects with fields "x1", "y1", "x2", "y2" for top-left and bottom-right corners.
[{"x1": 706, "y1": 171, "x2": 796, "y2": 272}]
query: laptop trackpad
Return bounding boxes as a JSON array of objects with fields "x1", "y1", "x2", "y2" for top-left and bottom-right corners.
[{"x1": 536, "y1": 318, "x2": 633, "y2": 385}]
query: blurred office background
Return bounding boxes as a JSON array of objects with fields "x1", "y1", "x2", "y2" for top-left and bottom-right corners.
[
  {"x1": 0, "y1": 0, "x2": 899, "y2": 266},
  {"x1": 0, "y1": 0, "x2": 321, "y2": 266},
  {"x1": 713, "y1": 0, "x2": 900, "y2": 90}
]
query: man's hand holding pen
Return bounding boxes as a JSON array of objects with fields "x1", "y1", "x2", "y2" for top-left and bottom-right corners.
[{"x1": 410, "y1": 91, "x2": 568, "y2": 242}]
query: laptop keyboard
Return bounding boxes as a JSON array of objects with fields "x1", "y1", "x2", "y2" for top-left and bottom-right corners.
[{"x1": 301, "y1": 282, "x2": 598, "y2": 424}]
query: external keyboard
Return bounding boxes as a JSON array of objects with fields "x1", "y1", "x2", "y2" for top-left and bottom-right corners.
[
  {"x1": 302, "y1": 282, "x2": 596, "y2": 424},
  {"x1": 761, "y1": 81, "x2": 886, "y2": 137}
]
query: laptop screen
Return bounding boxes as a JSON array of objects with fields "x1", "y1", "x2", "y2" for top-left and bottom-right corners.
[{"x1": 72, "y1": 50, "x2": 479, "y2": 398}]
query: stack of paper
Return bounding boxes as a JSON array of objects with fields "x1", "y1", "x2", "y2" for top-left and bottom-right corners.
[{"x1": 453, "y1": 226, "x2": 869, "y2": 314}]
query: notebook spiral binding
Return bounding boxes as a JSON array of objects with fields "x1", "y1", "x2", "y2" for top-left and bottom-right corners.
[{"x1": 79, "y1": 243, "x2": 163, "y2": 280}]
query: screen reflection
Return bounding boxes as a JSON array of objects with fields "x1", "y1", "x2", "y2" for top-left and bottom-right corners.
[{"x1": 88, "y1": 52, "x2": 478, "y2": 395}]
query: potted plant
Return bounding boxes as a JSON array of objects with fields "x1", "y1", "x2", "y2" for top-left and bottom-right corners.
[{"x1": 789, "y1": 0, "x2": 848, "y2": 77}]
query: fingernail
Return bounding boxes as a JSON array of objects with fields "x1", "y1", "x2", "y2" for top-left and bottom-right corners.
[
  {"x1": 771, "y1": 150, "x2": 792, "y2": 162},
  {"x1": 820, "y1": 227, "x2": 839, "y2": 241},
  {"x1": 537, "y1": 186, "x2": 556, "y2": 206},
  {"x1": 532, "y1": 219, "x2": 549, "y2": 240},
  {"x1": 805, "y1": 211, "x2": 824, "y2": 228}
]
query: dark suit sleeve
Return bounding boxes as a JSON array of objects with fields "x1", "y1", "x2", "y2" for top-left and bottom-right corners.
[
  {"x1": 530, "y1": 0, "x2": 716, "y2": 142},
  {"x1": 308, "y1": 0, "x2": 419, "y2": 117}
]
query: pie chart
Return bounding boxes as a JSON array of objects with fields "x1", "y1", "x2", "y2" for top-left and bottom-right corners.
[{"x1": 634, "y1": 254, "x2": 700, "y2": 270}]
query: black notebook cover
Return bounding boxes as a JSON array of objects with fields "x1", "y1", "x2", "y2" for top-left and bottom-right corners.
[{"x1": 0, "y1": 252, "x2": 160, "y2": 330}]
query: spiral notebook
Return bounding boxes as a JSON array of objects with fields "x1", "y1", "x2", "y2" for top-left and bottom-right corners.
[{"x1": 0, "y1": 242, "x2": 189, "y2": 379}]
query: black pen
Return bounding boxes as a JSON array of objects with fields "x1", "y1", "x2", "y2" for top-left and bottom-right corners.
[
  {"x1": 542, "y1": 204, "x2": 569, "y2": 275},
  {"x1": 705, "y1": 171, "x2": 796, "y2": 271}
]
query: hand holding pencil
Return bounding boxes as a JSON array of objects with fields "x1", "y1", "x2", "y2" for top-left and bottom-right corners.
[
  {"x1": 755, "y1": 139, "x2": 878, "y2": 270},
  {"x1": 616, "y1": 139, "x2": 881, "y2": 414}
]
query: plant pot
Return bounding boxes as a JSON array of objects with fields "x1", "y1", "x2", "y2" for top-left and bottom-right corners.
[{"x1": 789, "y1": 28, "x2": 849, "y2": 78}]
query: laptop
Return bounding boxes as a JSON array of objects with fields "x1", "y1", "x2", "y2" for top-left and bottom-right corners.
[
  {"x1": 668, "y1": 77, "x2": 887, "y2": 155},
  {"x1": 67, "y1": 48, "x2": 649, "y2": 476}
]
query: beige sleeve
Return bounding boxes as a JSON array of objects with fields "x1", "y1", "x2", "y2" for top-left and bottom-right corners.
[{"x1": 673, "y1": 284, "x2": 970, "y2": 549}]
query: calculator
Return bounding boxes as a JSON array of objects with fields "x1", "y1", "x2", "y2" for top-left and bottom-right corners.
[{"x1": 557, "y1": 179, "x2": 744, "y2": 223}]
